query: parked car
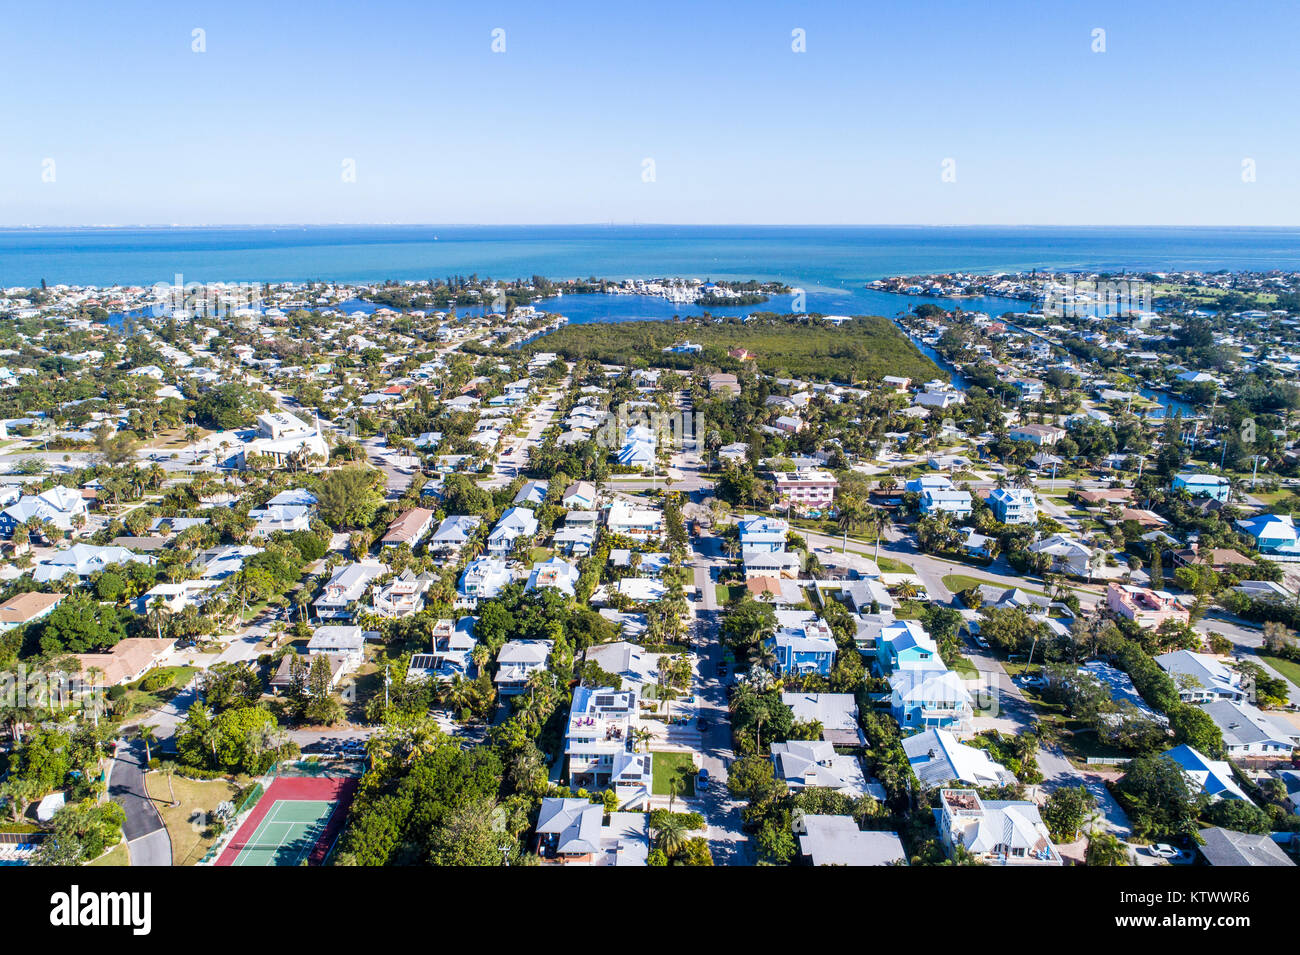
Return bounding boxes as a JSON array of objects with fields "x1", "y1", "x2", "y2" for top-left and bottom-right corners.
[
  {"x1": 696, "y1": 767, "x2": 709, "y2": 790},
  {"x1": 973, "y1": 635, "x2": 989, "y2": 649},
  {"x1": 1148, "y1": 843, "x2": 1179, "y2": 859}
]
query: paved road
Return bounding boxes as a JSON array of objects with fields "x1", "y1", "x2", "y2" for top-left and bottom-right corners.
[{"x1": 108, "y1": 738, "x2": 172, "y2": 866}]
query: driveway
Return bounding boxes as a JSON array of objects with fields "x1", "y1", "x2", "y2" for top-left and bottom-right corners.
[
  {"x1": 1037, "y1": 744, "x2": 1132, "y2": 838},
  {"x1": 108, "y1": 738, "x2": 172, "y2": 866}
]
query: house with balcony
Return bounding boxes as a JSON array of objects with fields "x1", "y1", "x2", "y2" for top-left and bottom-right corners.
[
  {"x1": 919, "y1": 487, "x2": 972, "y2": 519},
  {"x1": 903, "y1": 729, "x2": 1016, "y2": 789},
  {"x1": 0, "y1": 485, "x2": 89, "y2": 537},
  {"x1": 1200, "y1": 700, "x2": 1299, "y2": 758},
  {"x1": 495, "y1": 639, "x2": 552, "y2": 695},
  {"x1": 314, "y1": 561, "x2": 387, "y2": 620},
  {"x1": 889, "y1": 668, "x2": 973, "y2": 731},
  {"x1": 606, "y1": 499, "x2": 663, "y2": 539},
  {"x1": 772, "y1": 469, "x2": 838, "y2": 511},
  {"x1": 1235, "y1": 513, "x2": 1300, "y2": 562},
  {"x1": 1028, "y1": 534, "x2": 1093, "y2": 577},
  {"x1": 1174, "y1": 472, "x2": 1231, "y2": 503},
  {"x1": 247, "y1": 504, "x2": 312, "y2": 537},
  {"x1": 487, "y1": 506, "x2": 538, "y2": 556},
  {"x1": 937, "y1": 789, "x2": 1062, "y2": 865},
  {"x1": 565, "y1": 684, "x2": 652, "y2": 808},
  {"x1": 407, "y1": 617, "x2": 478, "y2": 682},
  {"x1": 765, "y1": 617, "x2": 837, "y2": 677},
  {"x1": 987, "y1": 487, "x2": 1037, "y2": 525},
  {"x1": 739, "y1": 515, "x2": 788, "y2": 555},
  {"x1": 1007, "y1": 424, "x2": 1066, "y2": 447},
  {"x1": 34, "y1": 544, "x2": 154, "y2": 584},
  {"x1": 526, "y1": 557, "x2": 581, "y2": 598},
  {"x1": 372, "y1": 569, "x2": 434, "y2": 618},
  {"x1": 875, "y1": 619, "x2": 943, "y2": 675},
  {"x1": 1106, "y1": 582, "x2": 1189, "y2": 628},
  {"x1": 457, "y1": 557, "x2": 513, "y2": 607},
  {"x1": 306, "y1": 625, "x2": 365, "y2": 675}
]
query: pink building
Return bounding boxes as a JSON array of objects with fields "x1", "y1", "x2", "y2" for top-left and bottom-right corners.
[
  {"x1": 1106, "y1": 582, "x2": 1189, "y2": 629},
  {"x1": 773, "y1": 469, "x2": 838, "y2": 510}
]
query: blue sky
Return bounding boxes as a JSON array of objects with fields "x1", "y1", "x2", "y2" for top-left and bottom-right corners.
[{"x1": 2, "y1": 0, "x2": 1298, "y2": 226}]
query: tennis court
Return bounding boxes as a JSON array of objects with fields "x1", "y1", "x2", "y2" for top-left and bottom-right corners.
[
  {"x1": 215, "y1": 773, "x2": 358, "y2": 867},
  {"x1": 227, "y1": 799, "x2": 336, "y2": 866}
]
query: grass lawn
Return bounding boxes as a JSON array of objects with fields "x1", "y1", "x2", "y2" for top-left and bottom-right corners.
[
  {"x1": 1059, "y1": 727, "x2": 1131, "y2": 767},
  {"x1": 877, "y1": 556, "x2": 916, "y2": 575},
  {"x1": 528, "y1": 546, "x2": 553, "y2": 563},
  {"x1": 715, "y1": 584, "x2": 742, "y2": 606},
  {"x1": 88, "y1": 841, "x2": 130, "y2": 866},
  {"x1": 942, "y1": 573, "x2": 996, "y2": 594},
  {"x1": 1258, "y1": 653, "x2": 1300, "y2": 688},
  {"x1": 950, "y1": 655, "x2": 980, "y2": 680},
  {"x1": 143, "y1": 772, "x2": 243, "y2": 866},
  {"x1": 651, "y1": 751, "x2": 697, "y2": 798}
]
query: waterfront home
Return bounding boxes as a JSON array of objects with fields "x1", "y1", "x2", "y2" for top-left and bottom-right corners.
[
  {"x1": 1173, "y1": 472, "x2": 1231, "y2": 503},
  {"x1": 314, "y1": 561, "x2": 387, "y2": 620},
  {"x1": 1153, "y1": 650, "x2": 1245, "y2": 703},
  {"x1": 795, "y1": 815, "x2": 906, "y2": 867},
  {"x1": 770, "y1": 740, "x2": 867, "y2": 796},
  {"x1": 937, "y1": 789, "x2": 1062, "y2": 866},
  {"x1": 903, "y1": 729, "x2": 1015, "y2": 789},
  {"x1": 487, "y1": 506, "x2": 539, "y2": 556},
  {"x1": 987, "y1": 487, "x2": 1037, "y2": 525},
  {"x1": 1200, "y1": 700, "x2": 1299, "y2": 757},
  {"x1": 495, "y1": 639, "x2": 553, "y2": 695},
  {"x1": 1106, "y1": 582, "x2": 1189, "y2": 628}
]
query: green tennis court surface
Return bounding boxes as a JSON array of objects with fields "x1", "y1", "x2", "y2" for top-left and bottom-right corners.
[{"x1": 229, "y1": 800, "x2": 337, "y2": 867}]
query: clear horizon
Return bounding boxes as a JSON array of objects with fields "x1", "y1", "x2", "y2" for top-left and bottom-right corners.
[{"x1": 4, "y1": 0, "x2": 1298, "y2": 227}]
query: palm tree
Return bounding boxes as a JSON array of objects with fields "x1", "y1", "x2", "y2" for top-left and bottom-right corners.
[
  {"x1": 654, "y1": 811, "x2": 689, "y2": 857},
  {"x1": 138, "y1": 724, "x2": 157, "y2": 764},
  {"x1": 869, "y1": 506, "x2": 890, "y2": 566},
  {"x1": 630, "y1": 725, "x2": 654, "y2": 753},
  {"x1": 668, "y1": 774, "x2": 683, "y2": 814}
]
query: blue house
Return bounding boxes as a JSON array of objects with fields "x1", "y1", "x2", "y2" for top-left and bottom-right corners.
[
  {"x1": 738, "y1": 515, "x2": 788, "y2": 555},
  {"x1": 1173, "y1": 473, "x2": 1231, "y2": 503},
  {"x1": 889, "y1": 669, "x2": 973, "y2": 731},
  {"x1": 1235, "y1": 513, "x2": 1300, "y2": 561},
  {"x1": 875, "y1": 619, "x2": 943, "y2": 675},
  {"x1": 765, "y1": 617, "x2": 837, "y2": 677}
]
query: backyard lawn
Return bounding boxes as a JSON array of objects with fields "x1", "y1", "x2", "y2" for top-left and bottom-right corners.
[
  {"x1": 1259, "y1": 653, "x2": 1300, "y2": 689},
  {"x1": 651, "y1": 751, "x2": 697, "y2": 798},
  {"x1": 877, "y1": 556, "x2": 916, "y2": 575},
  {"x1": 143, "y1": 772, "x2": 244, "y2": 866},
  {"x1": 88, "y1": 841, "x2": 130, "y2": 866}
]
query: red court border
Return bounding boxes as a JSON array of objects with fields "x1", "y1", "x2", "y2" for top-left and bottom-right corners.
[{"x1": 215, "y1": 774, "x2": 359, "y2": 867}]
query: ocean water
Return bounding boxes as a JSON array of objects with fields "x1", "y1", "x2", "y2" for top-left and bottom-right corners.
[{"x1": 4, "y1": 225, "x2": 1300, "y2": 310}]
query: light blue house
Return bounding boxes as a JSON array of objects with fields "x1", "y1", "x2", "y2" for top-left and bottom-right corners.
[
  {"x1": 987, "y1": 487, "x2": 1037, "y2": 525},
  {"x1": 1235, "y1": 513, "x2": 1300, "y2": 561},
  {"x1": 1173, "y1": 473, "x2": 1230, "y2": 503},
  {"x1": 889, "y1": 669, "x2": 973, "y2": 731},
  {"x1": 738, "y1": 515, "x2": 788, "y2": 555},
  {"x1": 875, "y1": 619, "x2": 942, "y2": 675}
]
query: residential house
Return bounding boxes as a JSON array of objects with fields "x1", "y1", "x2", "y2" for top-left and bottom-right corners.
[
  {"x1": 937, "y1": 789, "x2": 1062, "y2": 865},
  {"x1": 1197, "y1": 827, "x2": 1296, "y2": 867},
  {"x1": 34, "y1": 544, "x2": 153, "y2": 583},
  {"x1": 875, "y1": 619, "x2": 943, "y2": 675},
  {"x1": 307, "y1": 625, "x2": 365, "y2": 674},
  {"x1": 0, "y1": 486, "x2": 89, "y2": 536},
  {"x1": 1174, "y1": 472, "x2": 1231, "y2": 503},
  {"x1": 372, "y1": 569, "x2": 434, "y2": 618},
  {"x1": 605, "y1": 499, "x2": 663, "y2": 540},
  {"x1": 565, "y1": 685, "x2": 652, "y2": 808},
  {"x1": 1235, "y1": 513, "x2": 1300, "y2": 562},
  {"x1": 0, "y1": 592, "x2": 65, "y2": 631},
  {"x1": 495, "y1": 639, "x2": 553, "y2": 695},
  {"x1": 458, "y1": 557, "x2": 513, "y2": 607},
  {"x1": 1200, "y1": 700, "x2": 1299, "y2": 758},
  {"x1": 1028, "y1": 534, "x2": 1093, "y2": 577},
  {"x1": 766, "y1": 616, "x2": 837, "y2": 677},
  {"x1": 920, "y1": 487, "x2": 973, "y2": 519},
  {"x1": 69, "y1": 637, "x2": 176, "y2": 687},
  {"x1": 1007, "y1": 424, "x2": 1066, "y2": 447},
  {"x1": 248, "y1": 504, "x2": 311, "y2": 537},
  {"x1": 890, "y1": 669, "x2": 973, "y2": 731},
  {"x1": 1161, "y1": 744, "x2": 1251, "y2": 802},
  {"x1": 1106, "y1": 582, "x2": 1189, "y2": 628},
  {"x1": 562, "y1": 481, "x2": 598, "y2": 510},
  {"x1": 487, "y1": 506, "x2": 539, "y2": 556},
  {"x1": 513, "y1": 480, "x2": 549, "y2": 508},
  {"x1": 987, "y1": 487, "x2": 1037, "y2": 525},
  {"x1": 770, "y1": 740, "x2": 867, "y2": 796},
  {"x1": 429, "y1": 515, "x2": 482, "y2": 556},
  {"x1": 314, "y1": 561, "x2": 386, "y2": 620},
  {"x1": 772, "y1": 470, "x2": 838, "y2": 511},
  {"x1": 795, "y1": 815, "x2": 906, "y2": 867},
  {"x1": 381, "y1": 507, "x2": 435, "y2": 548},
  {"x1": 781, "y1": 692, "x2": 865, "y2": 746},
  {"x1": 1154, "y1": 650, "x2": 1245, "y2": 703},
  {"x1": 526, "y1": 557, "x2": 581, "y2": 597},
  {"x1": 903, "y1": 729, "x2": 1015, "y2": 788}
]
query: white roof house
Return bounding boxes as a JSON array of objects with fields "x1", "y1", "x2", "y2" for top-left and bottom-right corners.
[
  {"x1": 770, "y1": 740, "x2": 868, "y2": 796},
  {"x1": 1154, "y1": 650, "x2": 1245, "y2": 703},
  {"x1": 903, "y1": 729, "x2": 1015, "y2": 788}
]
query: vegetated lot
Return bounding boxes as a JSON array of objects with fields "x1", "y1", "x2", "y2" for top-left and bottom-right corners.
[{"x1": 144, "y1": 772, "x2": 245, "y2": 865}]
